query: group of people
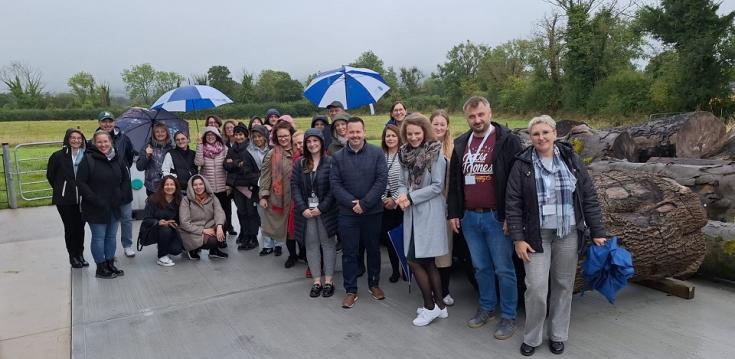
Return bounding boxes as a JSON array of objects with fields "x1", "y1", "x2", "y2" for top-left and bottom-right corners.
[{"x1": 46, "y1": 96, "x2": 607, "y2": 356}]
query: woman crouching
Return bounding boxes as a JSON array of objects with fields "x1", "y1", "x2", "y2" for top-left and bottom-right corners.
[
  {"x1": 139, "y1": 175, "x2": 183, "y2": 266},
  {"x1": 179, "y1": 175, "x2": 228, "y2": 259}
]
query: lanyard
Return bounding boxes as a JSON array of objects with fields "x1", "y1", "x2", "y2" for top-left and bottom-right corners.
[
  {"x1": 466, "y1": 126, "x2": 494, "y2": 168},
  {"x1": 386, "y1": 152, "x2": 397, "y2": 171}
]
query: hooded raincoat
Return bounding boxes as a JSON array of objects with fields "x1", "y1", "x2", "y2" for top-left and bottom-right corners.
[{"x1": 178, "y1": 175, "x2": 226, "y2": 251}]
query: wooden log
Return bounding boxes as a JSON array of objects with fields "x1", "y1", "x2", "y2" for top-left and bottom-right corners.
[
  {"x1": 638, "y1": 278, "x2": 696, "y2": 299},
  {"x1": 572, "y1": 169, "x2": 708, "y2": 292},
  {"x1": 698, "y1": 220, "x2": 735, "y2": 281},
  {"x1": 589, "y1": 159, "x2": 735, "y2": 221},
  {"x1": 565, "y1": 124, "x2": 638, "y2": 162},
  {"x1": 626, "y1": 111, "x2": 727, "y2": 161}
]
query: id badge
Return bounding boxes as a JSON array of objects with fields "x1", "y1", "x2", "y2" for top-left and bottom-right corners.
[
  {"x1": 308, "y1": 193, "x2": 319, "y2": 209},
  {"x1": 465, "y1": 175, "x2": 476, "y2": 185},
  {"x1": 542, "y1": 204, "x2": 556, "y2": 216}
]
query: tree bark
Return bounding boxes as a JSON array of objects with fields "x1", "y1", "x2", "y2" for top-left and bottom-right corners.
[
  {"x1": 698, "y1": 220, "x2": 735, "y2": 281},
  {"x1": 572, "y1": 169, "x2": 708, "y2": 292},
  {"x1": 588, "y1": 159, "x2": 735, "y2": 221}
]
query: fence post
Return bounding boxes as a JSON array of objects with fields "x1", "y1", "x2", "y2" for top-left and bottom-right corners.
[{"x1": 2, "y1": 143, "x2": 17, "y2": 209}]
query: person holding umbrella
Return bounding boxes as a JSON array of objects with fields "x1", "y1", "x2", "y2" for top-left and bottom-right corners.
[
  {"x1": 396, "y1": 113, "x2": 449, "y2": 326},
  {"x1": 136, "y1": 122, "x2": 174, "y2": 196},
  {"x1": 506, "y1": 115, "x2": 607, "y2": 356}
]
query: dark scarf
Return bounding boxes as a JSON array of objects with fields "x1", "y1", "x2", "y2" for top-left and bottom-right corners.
[{"x1": 398, "y1": 141, "x2": 442, "y2": 190}]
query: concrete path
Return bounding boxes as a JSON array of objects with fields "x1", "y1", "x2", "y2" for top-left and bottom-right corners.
[{"x1": 3, "y1": 205, "x2": 735, "y2": 359}]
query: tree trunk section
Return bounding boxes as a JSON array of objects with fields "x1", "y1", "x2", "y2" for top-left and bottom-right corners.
[
  {"x1": 588, "y1": 159, "x2": 735, "y2": 221},
  {"x1": 565, "y1": 124, "x2": 638, "y2": 162},
  {"x1": 572, "y1": 169, "x2": 708, "y2": 292},
  {"x1": 626, "y1": 111, "x2": 727, "y2": 162}
]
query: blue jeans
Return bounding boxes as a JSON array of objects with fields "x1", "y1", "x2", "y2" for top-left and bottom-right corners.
[
  {"x1": 120, "y1": 202, "x2": 133, "y2": 249},
  {"x1": 339, "y1": 213, "x2": 382, "y2": 293},
  {"x1": 89, "y1": 213, "x2": 120, "y2": 264},
  {"x1": 462, "y1": 210, "x2": 517, "y2": 319}
]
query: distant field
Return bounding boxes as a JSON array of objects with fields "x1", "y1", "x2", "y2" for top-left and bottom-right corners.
[{"x1": 0, "y1": 114, "x2": 529, "y2": 146}]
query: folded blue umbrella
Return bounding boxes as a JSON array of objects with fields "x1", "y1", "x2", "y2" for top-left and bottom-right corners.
[
  {"x1": 387, "y1": 224, "x2": 412, "y2": 290},
  {"x1": 582, "y1": 236, "x2": 634, "y2": 304}
]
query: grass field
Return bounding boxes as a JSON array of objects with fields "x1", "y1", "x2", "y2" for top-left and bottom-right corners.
[{"x1": 0, "y1": 114, "x2": 529, "y2": 209}]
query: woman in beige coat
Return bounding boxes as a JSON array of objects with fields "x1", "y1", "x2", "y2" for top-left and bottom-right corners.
[
  {"x1": 258, "y1": 121, "x2": 295, "y2": 258},
  {"x1": 179, "y1": 174, "x2": 228, "y2": 259}
]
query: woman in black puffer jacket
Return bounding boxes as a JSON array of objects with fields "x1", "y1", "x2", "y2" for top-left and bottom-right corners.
[
  {"x1": 224, "y1": 122, "x2": 261, "y2": 250},
  {"x1": 46, "y1": 128, "x2": 88, "y2": 268},
  {"x1": 77, "y1": 130, "x2": 130, "y2": 279}
]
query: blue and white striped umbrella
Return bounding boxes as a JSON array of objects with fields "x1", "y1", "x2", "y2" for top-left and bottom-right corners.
[
  {"x1": 303, "y1": 66, "x2": 390, "y2": 110},
  {"x1": 151, "y1": 85, "x2": 233, "y2": 112}
]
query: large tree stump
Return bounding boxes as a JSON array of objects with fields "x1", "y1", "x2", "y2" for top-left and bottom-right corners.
[
  {"x1": 626, "y1": 112, "x2": 727, "y2": 161},
  {"x1": 588, "y1": 159, "x2": 735, "y2": 221},
  {"x1": 572, "y1": 169, "x2": 708, "y2": 292},
  {"x1": 565, "y1": 124, "x2": 638, "y2": 162}
]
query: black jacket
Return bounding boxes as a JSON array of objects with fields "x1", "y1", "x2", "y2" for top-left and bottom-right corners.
[
  {"x1": 329, "y1": 141, "x2": 388, "y2": 216},
  {"x1": 292, "y1": 155, "x2": 338, "y2": 243},
  {"x1": 505, "y1": 141, "x2": 607, "y2": 253},
  {"x1": 224, "y1": 142, "x2": 260, "y2": 189},
  {"x1": 76, "y1": 147, "x2": 129, "y2": 224},
  {"x1": 168, "y1": 147, "x2": 197, "y2": 190},
  {"x1": 446, "y1": 123, "x2": 522, "y2": 221},
  {"x1": 88, "y1": 126, "x2": 135, "y2": 168},
  {"x1": 46, "y1": 129, "x2": 86, "y2": 206},
  {"x1": 139, "y1": 197, "x2": 180, "y2": 246}
]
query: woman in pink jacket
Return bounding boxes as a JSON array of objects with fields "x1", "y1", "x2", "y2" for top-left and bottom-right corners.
[{"x1": 195, "y1": 126, "x2": 230, "y2": 249}]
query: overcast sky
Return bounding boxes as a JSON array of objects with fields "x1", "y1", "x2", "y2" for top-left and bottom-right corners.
[{"x1": 2, "y1": 0, "x2": 734, "y2": 95}]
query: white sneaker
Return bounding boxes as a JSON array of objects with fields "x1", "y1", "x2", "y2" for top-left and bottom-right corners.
[
  {"x1": 157, "y1": 255, "x2": 175, "y2": 267},
  {"x1": 443, "y1": 294, "x2": 455, "y2": 306},
  {"x1": 124, "y1": 247, "x2": 136, "y2": 257},
  {"x1": 413, "y1": 305, "x2": 442, "y2": 326},
  {"x1": 417, "y1": 306, "x2": 448, "y2": 318}
]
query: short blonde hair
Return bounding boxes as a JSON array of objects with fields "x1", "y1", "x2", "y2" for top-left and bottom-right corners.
[{"x1": 528, "y1": 115, "x2": 556, "y2": 132}]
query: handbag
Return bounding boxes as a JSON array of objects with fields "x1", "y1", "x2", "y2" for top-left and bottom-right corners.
[{"x1": 136, "y1": 218, "x2": 159, "y2": 251}]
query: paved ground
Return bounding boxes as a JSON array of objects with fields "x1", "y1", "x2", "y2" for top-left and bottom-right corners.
[{"x1": 3, "y1": 206, "x2": 735, "y2": 359}]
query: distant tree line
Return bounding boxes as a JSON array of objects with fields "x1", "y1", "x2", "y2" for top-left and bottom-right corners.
[{"x1": 1, "y1": 0, "x2": 733, "y2": 122}]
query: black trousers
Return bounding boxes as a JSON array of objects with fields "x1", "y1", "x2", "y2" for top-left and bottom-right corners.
[
  {"x1": 156, "y1": 226, "x2": 183, "y2": 258},
  {"x1": 232, "y1": 190, "x2": 260, "y2": 237},
  {"x1": 339, "y1": 213, "x2": 382, "y2": 292},
  {"x1": 214, "y1": 191, "x2": 233, "y2": 232},
  {"x1": 56, "y1": 204, "x2": 85, "y2": 257}
]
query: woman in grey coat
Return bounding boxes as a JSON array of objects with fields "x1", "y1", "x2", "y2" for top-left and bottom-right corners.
[
  {"x1": 178, "y1": 174, "x2": 228, "y2": 259},
  {"x1": 396, "y1": 113, "x2": 449, "y2": 327}
]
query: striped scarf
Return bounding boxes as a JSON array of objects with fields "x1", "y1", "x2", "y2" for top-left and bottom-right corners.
[{"x1": 532, "y1": 145, "x2": 576, "y2": 237}]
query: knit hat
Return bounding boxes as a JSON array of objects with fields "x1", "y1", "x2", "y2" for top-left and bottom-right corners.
[
  {"x1": 233, "y1": 122, "x2": 249, "y2": 135},
  {"x1": 265, "y1": 108, "x2": 280, "y2": 119},
  {"x1": 277, "y1": 115, "x2": 295, "y2": 126},
  {"x1": 250, "y1": 124, "x2": 269, "y2": 140}
]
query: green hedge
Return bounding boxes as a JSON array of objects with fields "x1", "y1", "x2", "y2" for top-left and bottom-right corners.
[{"x1": 0, "y1": 101, "x2": 320, "y2": 121}]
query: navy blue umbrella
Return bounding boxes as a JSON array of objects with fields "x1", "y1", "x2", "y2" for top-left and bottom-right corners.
[
  {"x1": 388, "y1": 224, "x2": 413, "y2": 290},
  {"x1": 582, "y1": 236, "x2": 634, "y2": 304}
]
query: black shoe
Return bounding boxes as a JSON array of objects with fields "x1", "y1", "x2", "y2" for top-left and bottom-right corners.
[
  {"x1": 107, "y1": 260, "x2": 124, "y2": 276},
  {"x1": 219, "y1": 240, "x2": 228, "y2": 248},
  {"x1": 78, "y1": 255, "x2": 89, "y2": 267},
  {"x1": 549, "y1": 341, "x2": 564, "y2": 355},
  {"x1": 209, "y1": 248, "x2": 229, "y2": 259},
  {"x1": 186, "y1": 250, "x2": 201, "y2": 260},
  {"x1": 309, "y1": 283, "x2": 322, "y2": 298},
  {"x1": 274, "y1": 246, "x2": 283, "y2": 257},
  {"x1": 227, "y1": 228, "x2": 237, "y2": 236},
  {"x1": 95, "y1": 262, "x2": 117, "y2": 279},
  {"x1": 322, "y1": 283, "x2": 335, "y2": 298},
  {"x1": 389, "y1": 272, "x2": 400, "y2": 283},
  {"x1": 284, "y1": 256, "x2": 296, "y2": 268},
  {"x1": 259, "y1": 248, "x2": 273, "y2": 256},
  {"x1": 520, "y1": 343, "x2": 535, "y2": 356},
  {"x1": 70, "y1": 255, "x2": 83, "y2": 269},
  {"x1": 237, "y1": 243, "x2": 249, "y2": 251},
  {"x1": 235, "y1": 236, "x2": 243, "y2": 245},
  {"x1": 243, "y1": 238, "x2": 259, "y2": 250}
]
